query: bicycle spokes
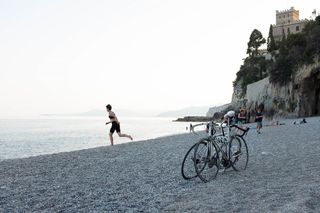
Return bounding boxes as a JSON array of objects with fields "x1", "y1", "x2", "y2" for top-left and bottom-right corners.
[{"x1": 230, "y1": 137, "x2": 248, "y2": 171}]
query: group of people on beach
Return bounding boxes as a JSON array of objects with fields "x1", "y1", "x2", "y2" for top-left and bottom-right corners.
[{"x1": 236, "y1": 107, "x2": 264, "y2": 134}]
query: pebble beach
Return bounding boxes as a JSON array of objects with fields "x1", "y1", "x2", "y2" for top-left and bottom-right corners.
[{"x1": 1, "y1": 116, "x2": 320, "y2": 212}]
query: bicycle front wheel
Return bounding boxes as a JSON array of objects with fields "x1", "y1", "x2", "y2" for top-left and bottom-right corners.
[
  {"x1": 229, "y1": 136, "x2": 249, "y2": 171},
  {"x1": 194, "y1": 139, "x2": 219, "y2": 182},
  {"x1": 181, "y1": 143, "x2": 199, "y2": 180}
]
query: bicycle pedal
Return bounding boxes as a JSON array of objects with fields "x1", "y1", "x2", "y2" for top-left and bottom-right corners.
[
  {"x1": 208, "y1": 158, "x2": 217, "y2": 168},
  {"x1": 218, "y1": 167, "x2": 226, "y2": 172},
  {"x1": 222, "y1": 160, "x2": 231, "y2": 168},
  {"x1": 232, "y1": 151, "x2": 241, "y2": 157}
]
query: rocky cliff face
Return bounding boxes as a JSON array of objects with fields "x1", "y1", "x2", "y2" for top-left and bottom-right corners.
[{"x1": 231, "y1": 57, "x2": 320, "y2": 119}]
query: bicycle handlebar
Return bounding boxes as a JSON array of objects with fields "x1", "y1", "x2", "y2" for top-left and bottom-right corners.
[
  {"x1": 190, "y1": 122, "x2": 206, "y2": 135},
  {"x1": 190, "y1": 121, "x2": 221, "y2": 136},
  {"x1": 230, "y1": 124, "x2": 250, "y2": 137},
  {"x1": 189, "y1": 120, "x2": 250, "y2": 137}
]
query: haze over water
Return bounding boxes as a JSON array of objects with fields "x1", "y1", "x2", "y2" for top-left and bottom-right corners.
[{"x1": 0, "y1": 116, "x2": 199, "y2": 160}]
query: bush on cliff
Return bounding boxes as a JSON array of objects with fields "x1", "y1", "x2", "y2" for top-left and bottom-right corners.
[{"x1": 270, "y1": 16, "x2": 320, "y2": 85}]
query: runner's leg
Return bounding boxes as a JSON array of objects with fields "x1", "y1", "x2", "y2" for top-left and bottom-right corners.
[{"x1": 109, "y1": 133, "x2": 114, "y2": 145}]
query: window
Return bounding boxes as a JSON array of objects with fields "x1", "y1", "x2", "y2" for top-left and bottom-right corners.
[
  {"x1": 296, "y1": 26, "x2": 300, "y2": 31},
  {"x1": 287, "y1": 28, "x2": 290, "y2": 34}
]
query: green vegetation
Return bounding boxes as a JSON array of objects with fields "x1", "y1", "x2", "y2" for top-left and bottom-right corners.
[
  {"x1": 270, "y1": 16, "x2": 320, "y2": 85},
  {"x1": 233, "y1": 29, "x2": 267, "y2": 95},
  {"x1": 246, "y1": 29, "x2": 266, "y2": 57},
  {"x1": 267, "y1": 25, "x2": 277, "y2": 52},
  {"x1": 234, "y1": 16, "x2": 320, "y2": 93}
]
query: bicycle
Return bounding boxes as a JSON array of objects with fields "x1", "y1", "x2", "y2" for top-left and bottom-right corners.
[
  {"x1": 181, "y1": 111, "x2": 249, "y2": 182},
  {"x1": 181, "y1": 122, "x2": 217, "y2": 180},
  {"x1": 194, "y1": 111, "x2": 249, "y2": 182}
]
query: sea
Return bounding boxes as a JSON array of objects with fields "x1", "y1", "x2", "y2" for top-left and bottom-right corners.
[{"x1": 0, "y1": 116, "x2": 200, "y2": 160}]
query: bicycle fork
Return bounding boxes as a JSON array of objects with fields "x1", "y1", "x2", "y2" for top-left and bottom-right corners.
[
  {"x1": 207, "y1": 142, "x2": 219, "y2": 169},
  {"x1": 219, "y1": 143, "x2": 232, "y2": 169}
]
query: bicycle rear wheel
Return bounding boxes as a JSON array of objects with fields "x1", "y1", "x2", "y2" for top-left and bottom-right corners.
[
  {"x1": 181, "y1": 143, "x2": 199, "y2": 180},
  {"x1": 194, "y1": 139, "x2": 219, "y2": 182},
  {"x1": 229, "y1": 136, "x2": 249, "y2": 171}
]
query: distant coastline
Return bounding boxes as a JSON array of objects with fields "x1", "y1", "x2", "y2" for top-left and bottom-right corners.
[
  {"x1": 157, "y1": 105, "x2": 212, "y2": 117},
  {"x1": 41, "y1": 105, "x2": 222, "y2": 119},
  {"x1": 40, "y1": 109, "x2": 151, "y2": 118},
  {"x1": 174, "y1": 116, "x2": 213, "y2": 122}
]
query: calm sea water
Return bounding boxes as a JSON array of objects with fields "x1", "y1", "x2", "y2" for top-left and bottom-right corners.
[{"x1": 0, "y1": 116, "x2": 196, "y2": 160}]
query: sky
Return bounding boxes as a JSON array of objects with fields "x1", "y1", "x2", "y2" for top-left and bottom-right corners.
[{"x1": 0, "y1": 0, "x2": 319, "y2": 118}]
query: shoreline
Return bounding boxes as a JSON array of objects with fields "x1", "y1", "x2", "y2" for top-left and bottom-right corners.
[
  {"x1": 1, "y1": 115, "x2": 318, "y2": 162},
  {"x1": 0, "y1": 131, "x2": 190, "y2": 162},
  {"x1": 0, "y1": 116, "x2": 192, "y2": 161},
  {"x1": 1, "y1": 116, "x2": 320, "y2": 212}
]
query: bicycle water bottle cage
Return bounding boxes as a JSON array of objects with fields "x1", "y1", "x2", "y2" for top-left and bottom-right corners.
[{"x1": 216, "y1": 136, "x2": 228, "y2": 145}]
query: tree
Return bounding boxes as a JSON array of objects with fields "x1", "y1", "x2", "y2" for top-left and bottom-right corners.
[
  {"x1": 267, "y1": 25, "x2": 277, "y2": 52},
  {"x1": 305, "y1": 22, "x2": 320, "y2": 59},
  {"x1": 269, "y1": 54, "x2": 293, "y2": 85},
  {"x1": 247, "y1": 29, "x2": 266, "y2": 57},
  {"x1": 316, "y1": 15, "x2": 320, "y2": 25}
]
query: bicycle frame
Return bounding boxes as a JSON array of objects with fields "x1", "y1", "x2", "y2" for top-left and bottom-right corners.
[
  {"x1": 187, "y1": 114, "x2": 250, "y2": 182},
  {"x1": 207, "y1": 117, "x2": 246, "y2": 166},
  {"x1": 190, "y1": 117, "x2": 249, "y2": 164}
]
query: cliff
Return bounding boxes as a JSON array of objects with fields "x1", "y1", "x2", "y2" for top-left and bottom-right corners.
[{"x1": 231, "y1": 57, "x2": 320, "y2": 120}]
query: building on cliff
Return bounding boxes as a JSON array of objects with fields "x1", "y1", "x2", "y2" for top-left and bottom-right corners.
[{"x1": 272, "y1": 7, "x2": 308, "y2": 41}]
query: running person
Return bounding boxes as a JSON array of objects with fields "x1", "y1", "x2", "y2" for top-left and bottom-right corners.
[{"x1": 105, "y1": 104, "x2": 133, "y2": 146}]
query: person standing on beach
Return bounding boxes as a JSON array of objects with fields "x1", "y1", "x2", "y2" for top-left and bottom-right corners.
[
  {"x1": 105, "y1": 104, "x2": 133, "y2": 146},
  {"x1": 255, "y1": 108, "x2": 263, "y2": 134},
  {"x1": 237, "y1": 107, "x2": 246, "y2": 124}
]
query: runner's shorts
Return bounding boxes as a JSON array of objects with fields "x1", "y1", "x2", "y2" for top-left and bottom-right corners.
[{"x1": 110, "y1": 122, "x2": 121, "y2": 133}]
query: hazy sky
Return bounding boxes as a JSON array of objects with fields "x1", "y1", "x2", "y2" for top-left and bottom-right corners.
[{"x1": 0, "y1": 0, "x2": 318, "y2": 117}]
